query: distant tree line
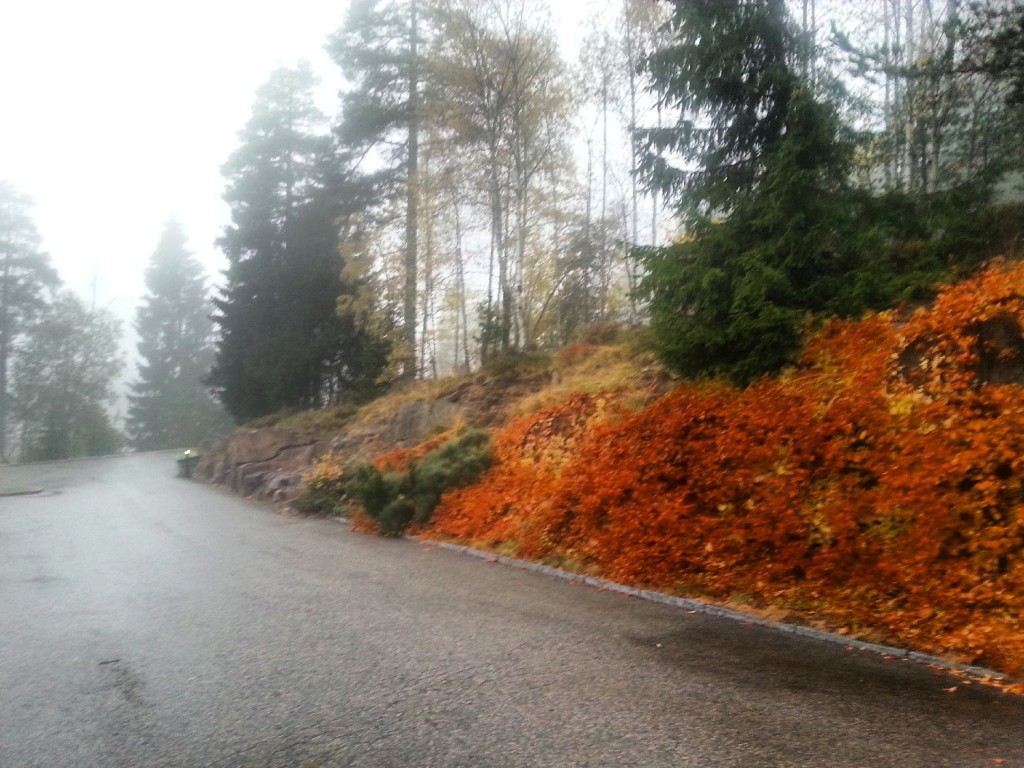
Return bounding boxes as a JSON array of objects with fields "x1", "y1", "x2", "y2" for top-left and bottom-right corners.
[
  {"x1": 0, "y1": 182, "x2": 123, "y2": 462},
  {"x1": 0, "y1": 190, "x2": 234, "y2": 462}
]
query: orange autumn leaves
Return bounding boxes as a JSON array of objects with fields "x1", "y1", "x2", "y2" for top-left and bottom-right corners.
[{"x1": 426, "y1": 261, "x2": 1024, "y2": 676}]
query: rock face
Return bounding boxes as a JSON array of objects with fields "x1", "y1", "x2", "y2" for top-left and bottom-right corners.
[
  {"x1": 193, "y1": 399, "x2": 469, "y2": 505},
  {"x1": 194, "y1": 430, "x2": 329, "y2": 503},
  {"x1": 193, "y1": 368, "x2": 558, "y2": 506}
]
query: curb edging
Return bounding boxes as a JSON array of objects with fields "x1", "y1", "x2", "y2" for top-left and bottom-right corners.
[{"x1": 414, "y1": 536, "x2": 1014, "y2": 685}]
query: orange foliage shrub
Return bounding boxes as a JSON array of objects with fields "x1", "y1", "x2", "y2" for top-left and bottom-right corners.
[
  {"x1": 431, "y1": 392, "x2": 617, "y2": 546},
  {"x1": 373, "y1": 431, "x2": 454, "y2": 473},
  {"x1": 429, "y1": 261, "x2": 1024, "y2": 676}
]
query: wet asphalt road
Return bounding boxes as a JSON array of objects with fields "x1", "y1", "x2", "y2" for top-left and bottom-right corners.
[{"x1": 0, "y1": 452, "x2": 1021, "y2": 768}]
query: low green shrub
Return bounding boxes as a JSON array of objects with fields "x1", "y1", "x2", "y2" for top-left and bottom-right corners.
[
  {"x1": 351, "y1": 429, "x2": 493, "y2": 536},
  {"x1": 350, "y1": 463, "x2": 414, "y2": 534}
]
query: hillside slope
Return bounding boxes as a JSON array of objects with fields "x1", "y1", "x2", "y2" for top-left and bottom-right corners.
[
  {"x1": 203, "y1": 262, "x2": 1024, "y2": 680},
  {"x1": 389, "y1": 262, "x2": 1024, "y2": 679},
  {"x1": 196, "y1": 340, "x2": 666, "y2": 504}
]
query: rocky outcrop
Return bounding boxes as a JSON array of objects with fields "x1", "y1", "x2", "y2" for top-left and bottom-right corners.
[
  {"x1": 194, "y1": 398, "x2": 469, "y2": 505},
  {"x1": 195, "y1": 430, "x2": 329, "y2": 502},
  {"x1": 193, "y1": 366, "x2": 560, "y2": 505}
]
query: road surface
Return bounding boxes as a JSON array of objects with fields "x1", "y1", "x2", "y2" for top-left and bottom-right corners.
[{"x1": 1, "y1": 452, "x2": 1021, "y2": 767}]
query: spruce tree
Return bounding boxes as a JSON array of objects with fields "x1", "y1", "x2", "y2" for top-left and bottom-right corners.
[
  {"x1": 126, "y1": 219, "x2": 232, "y2": 450},
  {"x1": 328, "y1": 0, "x2": 420, "y2": 379},
  {"x1": 637, "y1": 0, "x2": 856, "y2": 384},
  {"x1": 209, "y1": 64, "x2": 389, "y2": 423},
  {"x1": 638, "y1": 0, "x2": 798, "y2": 217}
]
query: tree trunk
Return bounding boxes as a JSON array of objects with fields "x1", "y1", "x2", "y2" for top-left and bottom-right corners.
[
  {"x1": 0, "y1": 237, "x2": 11, "y2": 462},
  {"x1": 515, "y1": 173, "x2": 529, "y2": 350},
  {"x1": 453, "y1": 196, "x2": 471, "y2": 372},
  {"x1": 891, "y1": 0, "x2": 906, "y2": 190},
  {"x1": 420, "y1": 153, "x2": 433, "y2": 378},
  {"x1": 0, "y1": 332, "x2": 7, "y2": 462},
  {"x1": 883, "y1": 0, "x2": 894, "y2": 189},
  {"x1": 403, "y1": 0, "x2": 420, "y2": 380},
  {"x1": 599, "y1": 72, "x2": 609, "y2": 325}
]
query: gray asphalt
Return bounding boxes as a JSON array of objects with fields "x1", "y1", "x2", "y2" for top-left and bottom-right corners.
[{"x1": 0, "y1": 453, "x2": 1021, "y2": 768}]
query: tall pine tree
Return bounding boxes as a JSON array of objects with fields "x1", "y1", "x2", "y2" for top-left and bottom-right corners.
[
  {"x1": 127, "y1": 219, "x2": 232, "y2": 450},
  {"x1": 209, "y1": 64, "x2": 388, "y2": 423},
  {"x1": 328, "y1": 0, "x2": 421, "y2": 379}
]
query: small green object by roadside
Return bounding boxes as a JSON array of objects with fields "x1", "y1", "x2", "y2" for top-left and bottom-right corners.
[{"x1": 177, "y1": 450, "x2": 199, "y2": 479}]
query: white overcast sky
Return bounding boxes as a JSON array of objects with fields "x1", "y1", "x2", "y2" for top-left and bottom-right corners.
[{"x1": 0, "y1": 0, "x2": 598, "y2": 328}]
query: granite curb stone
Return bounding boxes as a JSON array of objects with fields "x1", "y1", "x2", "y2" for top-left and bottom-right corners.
[{"x1": 413, "y1": 535, "x2": 1015, "y2": 684}]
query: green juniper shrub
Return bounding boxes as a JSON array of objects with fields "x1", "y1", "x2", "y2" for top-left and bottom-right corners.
[
  {"x1": 350, "y1": 429, "x2": 493, "y2": 536},
  {"x1": 351, "y1": 464, "x2": 413, "y2": 536},
  {"x1": 409, "y1": 429, "x2": 492, "y2": 524}
]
